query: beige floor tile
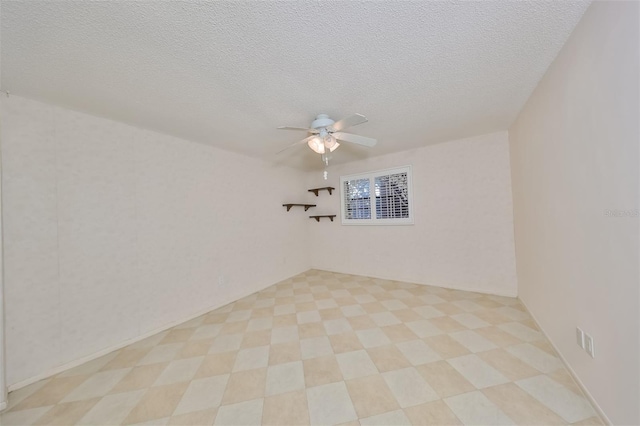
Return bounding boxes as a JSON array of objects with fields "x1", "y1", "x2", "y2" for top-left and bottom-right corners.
[
  {"x1": 111, "y1": 363, "x2": 169, "y2": 394},
  {"x1": 138, "y1": 344, "x2": 182, "y2": 366},
  {"x1": 177, "y1": 339, "x2": 214, "y2": 359},
  {"x1": 404, "y1": 400, "x2": 462, "y2": 425},
  {"x1": 516, "y1": 375, "x2": 595, "y2": 423},
  {"x1": 396, "y1": 339, "x2": 441, "y2": 365},
  {"x1": 273, "y1": 313, "x2": 297, "y2": 328},
  {"x1": 428, "y1": 316, "x2": 466, "y2": 333},
  {"x1": 34, "y1": 398, "x2": 100, "y2": 426},
  {"x1": 5, "y1": 380, "x2": 51, "y2": 411},
  {"x1": 262, "y1": 390, "x2": 310, "y2": 425},
  {"x1": 238, "y1": 330, "x2": 271, "y2": 349},
  {"x1": 444, "y1": 391, "x2": 514, "y2": 425},
  {"x1": 507, "y1": 343, "x2": 563, "y2": 373},
  {"x1": 383, "y1": 367, "x2": 438, "y2": 408},
  {"x1": 268, "y1": 342, "x2": 301, "y2": 365},
  {"x1": 153, "y1": 358, "x2": 203, "y2": 386},
  {"x1": 221, "y1": 368, "x2": 267, "y2": 405},
  {"x1": 77, "y1": 389, "x2": 146, "y2": 425},
  {"x1": 381, "y1": 324, "x2": 419, "y2": 343},
  {"x1": 360, "y1": 409, "x2": 412, "y2": 425},
  {"x1": 160, "y1": 329, "x2": 196, "y2": 345},
  {"x1": 123, "y1": 382, "x2": 189, "y2": 425},
  {"x1": 366, "y1": 345, "x2": 411, "y2": 372},
  {"x1": 330, "y1": 331, "x2": 365, "y2": 353},
  {"x1": 173, "y1": 375, "x2": 228, "y2": 416},
  {"x1": 345, "y1": 374, "x2": 400, "y2": 418},
  {"x1": 13, "y1": 376, "x2": 90, "y2": 411},
  {"x1": 356, "y1": 328, "x2": 392, "y2": 348},
  {"x1": 572, "y1": 416, "x2": 604, "y2": 425},
  {"x1": 167, "y1": 408, "x2": 217, "y2": 425},
  {"x1": 219, "y1": 321, "x2": 249, "y2": 335},
  {"x1": 303, "y1": 355, "x2": 344, "y2": 387},
  {"x1": 548, "y1": 369, "x2": 583, "y2": 396},
  {"x1": 477, "y1": 349, "x2": 539, "y2": 381},
  {"x1": 298, "y1": 322, "x2": 327, "y2": 339},
  {"x1": 102, "y1": 349, "x2": 151, "y2": 371},
  {"x1": 319, "y1": 307, "x2": 344, "y2": 320},
  {"x1": 474, "y1": 326, "x2": 522, "y2": 347},
  {"x1": 417, "y1": 361, "x2": 475, "y2": 398},
  {"x1": 474, "y1": 309, "x2": 511, "y2": 325},
  {"x1": 62, "y1": 368, "x2": 131, "y2": 402},
  {"x1": 194, "y1": 352, "x2": 236, "y2": 379},
  {"x1": 214, "y1": 398, "x2": 263, "y2": 426},
  {"x1": 336, "y1": 350, "x2": 378, "y2": 380},
  {"x1": 423, "y1": 335, "x2": 470, "y2": 359},
  {"x1": 1, "y1": 406, "x2": 53, "y2": 426},
  {"x1": 483, "y1": 383, "x2": 566, "y2": 425},
  {"x1": 232, "y1": 345, "x2": 270, "y2": 372},
  {"x1": 348, "y1": 315, "x2": 378, "y2": 330}
]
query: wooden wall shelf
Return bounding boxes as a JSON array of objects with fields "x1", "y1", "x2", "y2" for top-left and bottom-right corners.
[
  {"x1": 309, "y1": 215, "x2": 336, "y2": 222},
  {"x1": 283, "y1": 203, "x2": 316, "y2": 212},
  {"x1": 308, "y1": 187, "x2": 335, "y2": 196}
]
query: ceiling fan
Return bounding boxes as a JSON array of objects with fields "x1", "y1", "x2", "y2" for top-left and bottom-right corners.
[{"x1": 276, "y1": 113, "x2": 377, "y2": 163}]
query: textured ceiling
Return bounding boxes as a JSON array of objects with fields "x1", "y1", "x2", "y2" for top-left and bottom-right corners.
[{"x1": 1, "y1": 1, "x2": 589, "y2": 169}]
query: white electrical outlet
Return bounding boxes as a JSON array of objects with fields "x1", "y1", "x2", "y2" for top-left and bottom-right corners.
[
  {"x1": 576, "y1": 327, "x2": 585, "y2": 349},
  {"x1": 584, "y1": 333, "x2": 595, "y2": 358}
]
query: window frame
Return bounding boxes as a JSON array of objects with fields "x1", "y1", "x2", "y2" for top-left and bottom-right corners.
[{"x1": 340, "y1": 165, "x2": 414, "y2": 226}]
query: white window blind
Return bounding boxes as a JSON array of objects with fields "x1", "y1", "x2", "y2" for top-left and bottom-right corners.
[{"x1": 340, "y1": 166, "x2": 413, "y2": 225}]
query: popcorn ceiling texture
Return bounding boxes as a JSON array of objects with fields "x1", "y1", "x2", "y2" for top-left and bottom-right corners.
[{"x1": 1, "y1": 1, "x2": 589, "y2": 169}]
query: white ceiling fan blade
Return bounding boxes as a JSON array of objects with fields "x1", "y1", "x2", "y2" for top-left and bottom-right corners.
[
  {"x1": 329, "y1": 114, "x2": 368, "y2": 132},
  {"x1": 333, "y1": 132, "x2": 377, "y2": 147},
  {"x1": 277, "y1": 126, "x2": 319, "y2": 134},
  {"x1": 276, "y1": 135, "x2": 316, "y2": 154}
]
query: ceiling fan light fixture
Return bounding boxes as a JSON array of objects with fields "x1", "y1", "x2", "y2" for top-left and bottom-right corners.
[
  {"x1": 307, "y1": 136, "x2": 325, "y2": 154},
  {"x1": 329, "y1": 141, "x2": 340, "y2": 152}
]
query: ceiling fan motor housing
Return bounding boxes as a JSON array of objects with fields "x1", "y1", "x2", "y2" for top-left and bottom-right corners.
[{"x1": 311, "y1": 114, "x2": 335, "y2": 130}]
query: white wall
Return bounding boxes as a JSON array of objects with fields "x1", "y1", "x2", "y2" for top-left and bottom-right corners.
[
  {"x1": 509, "y1": 2, "x2": 639, "y2": 424},
  {"x1": 0, "y1": 95, "x2": 310, "y2": 388},
  {"x1": 0, "y1": 0, "x2": 6, "y2": 408},
  {"x1": 307, "y1": 132, "x2": 518, "y2": 297}
]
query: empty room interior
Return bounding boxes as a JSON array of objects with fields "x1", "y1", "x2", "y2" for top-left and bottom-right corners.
[{"x1": 0, "y1": 1, "x2": 638, "y2": 425}]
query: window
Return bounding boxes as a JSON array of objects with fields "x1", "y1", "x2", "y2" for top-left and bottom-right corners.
[{"x1": 340, "y1": 166, "x2": 413, "y2": 225}]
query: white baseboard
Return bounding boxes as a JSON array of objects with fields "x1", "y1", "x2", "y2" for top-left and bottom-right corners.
[
  {"x1": 7, "y1": 269, "x2": 309, "y2": 393},
  {"x1": 518, "y1": 298, "x2": 611, "y2": 426},
  {"x1": 311, "y1": 267, "x2": 518, "y2": 298}
]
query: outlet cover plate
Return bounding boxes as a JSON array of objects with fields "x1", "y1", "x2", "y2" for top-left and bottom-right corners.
[
  {"x1": 576, "y1": 327, "x2": 585, "y2": 349},
  {"x1": 584, "y1": 333, "x2": 595, "y2": 358}
]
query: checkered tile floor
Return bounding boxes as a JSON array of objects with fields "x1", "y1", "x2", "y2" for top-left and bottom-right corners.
[{"x1": 1, "y1": 270, "x2": 601, "y2": 425}]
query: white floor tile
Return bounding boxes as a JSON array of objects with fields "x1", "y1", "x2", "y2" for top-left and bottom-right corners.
[
  {"x1": 306, "y1": 382, "x2": 358, "y2": 425},
  {"x1": 448, "y1": 354, "x2": 509, "y2": 388},
  {"x1": 62, "y1": 368, "x2": 131, "y2": 402},
  {"x1": 232, "y1": 346, "x2": 270, "y2": 372},
  {"x1": 336, "y1": 350, "x2": 378, "y2": 380},
  {"x1": 173, "y1": 375, "x2": 229, "y2": 415},
  {"x1": 396, "y1": 340, "x2": 441, "y2": 365},
  {"x1": 450, "y1": 330, "x2": 497, "y2": 353},
  {"x1": 300, "y1": 336, "x2": 334, "y2": 360},
  {"x1": 360, "y1": 409, "x2": 412, "y2": 425},
  {"x1": 266, "y1": 361, "x2": 305, "y2": 396},
  {"x1": 214, "y1": 398, "x2": 264, "y2": 425},
  {"x1": 517, "y1": 375, "x2": 595, "y2": 423},
  {"x1": 445, "y1": 391, "x2": 515, "y2": 425},
  {"x1": 506, "y1": 344, "x2": 563, "y2": 373},
  {"x1": 356, "y1": 328, "x2": 392, "y2": 348},
  {"x1": 382, "y1": 367, "x2": 439, "y2": 407}
]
